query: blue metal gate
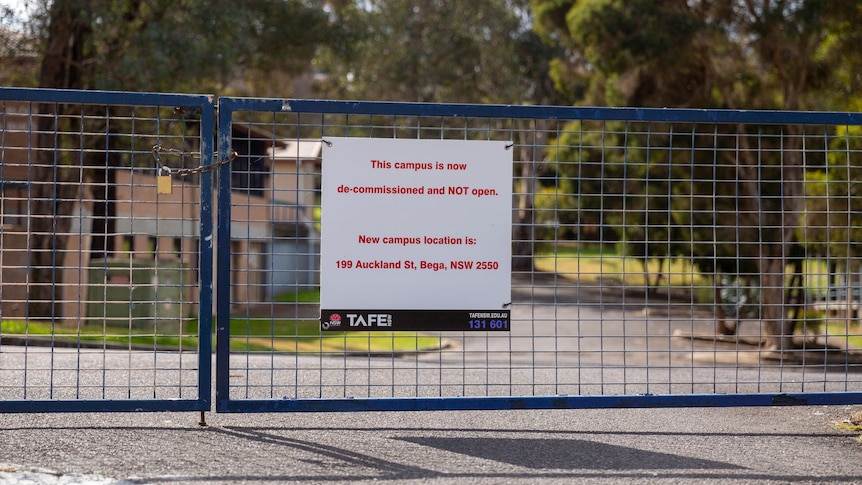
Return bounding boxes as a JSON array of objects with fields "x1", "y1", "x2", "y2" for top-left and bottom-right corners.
[
  {"x1": 2, "y1": 91, "x2": 861, "y2": 414},
  {"x1": 0, "y1": 88, "x2": 214, "y2": 412},
  {"x1": 215, "y1": 97, "x2": 862, "y2": 412}
]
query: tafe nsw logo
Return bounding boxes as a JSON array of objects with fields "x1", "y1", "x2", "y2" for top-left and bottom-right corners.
[
  {"x1": 347, "y1": 313, "x2": 393, "y2": 327},
  {"x1": 322, "y1": 313, "x2": 342, "y2": 330}
]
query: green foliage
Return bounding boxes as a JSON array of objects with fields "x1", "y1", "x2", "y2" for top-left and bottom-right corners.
[
  {"x1": 315, "y1": 0, "x2": 549, "y2": 105},
  {"x1": 803, "y1": 125, "x2": 862, "y2": 259},
  {"x1": 533, "y1": 0, "x2": 862, "y2": 111},
  {"x1": 275, "y1": 288, "x2": 322, "y2": 304},
  {"x1": 0, "y1": 5, "x2": 39, "y2": 86},
  {"x1": 534, "y1": 0, "x2": 717, "y2": 107},
  {"x1": 29, "y1": 0, "x2": 337, "y2": 93}
]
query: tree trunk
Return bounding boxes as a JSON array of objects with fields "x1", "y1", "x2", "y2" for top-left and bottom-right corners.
[
  {"x1": 731, "y1": 125, "x2": 804, "y2": 352},
  {"x1": 715, "y1": 273, "x2": 736, "y2": 335},
  {"x1": 512, "y1": 120, "x2": 542, "y2": 272},
  {"x1": 759, "y1": 257, "x2": 795, "y2": 351},
  {"x1": 27, "y1": 1, "x2": 90, "y2": 319}
]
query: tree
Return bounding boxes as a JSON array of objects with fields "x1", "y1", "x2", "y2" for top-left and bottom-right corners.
[
  {"x1": 29, "y1": 0, "x2": 336, "y2": 94},
  {"x1": 0, "y1": 5, "x2": 40, "y2": 86},
  {"x1": 315, "y1": 0, "x2": 534, "y2": 103},
  {"x1": 25, "y1": 0, "x2": 337, "y2": 318},
  {"x1": 532, "y1": 0, "x2": 862, "y2": 351},
  {"x1": 804, "y1": 126, "x2": 862, "y2": 293},
  {"x1": 26, "y1": 0, "x2": 89, "y2": 318},
  {"x1": 314, "y1": 0, "x2": 565, "y2": 270}
]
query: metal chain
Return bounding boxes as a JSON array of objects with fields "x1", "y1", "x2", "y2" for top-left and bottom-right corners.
[{"x1": 152, "y1": 145, "x2": 239, "y2": 177}]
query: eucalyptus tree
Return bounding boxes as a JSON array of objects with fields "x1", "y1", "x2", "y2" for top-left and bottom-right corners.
[
  {"x1": 315, "y1": 0, "x2": 565, "y2": 270},
  {"x1": 532, "y1": 0, "x2": 862, "y2": 351},
  {"x1": 24, "y1": 0, "x2": 336, "y2": 318}
]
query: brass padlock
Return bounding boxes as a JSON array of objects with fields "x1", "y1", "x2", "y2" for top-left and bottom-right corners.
[{"x1": 157, "y1": 167, "x2": 173, "y2": 195}]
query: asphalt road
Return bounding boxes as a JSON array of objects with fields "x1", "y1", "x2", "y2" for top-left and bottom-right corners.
[
  {"x1": 2, "y1": 274, "x2": 861, "y2": 484},
  {"x1": 1, "y1": 404, "x2": 861, "y2": 484}
]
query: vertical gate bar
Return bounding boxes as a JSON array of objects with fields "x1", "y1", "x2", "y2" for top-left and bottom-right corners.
[
  {"x1": 215, "y1": 98, "x2": 234, "y2": 411},
  {"x1": 624, "y1": 119, "x2": 631, "y2": 393},
  {"x1": 47, "y1": 106, "x2": 59, "y2": 400},
  {"x1": 152, "y1": 106, "x2": 162, "y2": 398},
  {"x1": 721, "y1": 122, "x2": 732, "y2": 392},
  {"x1": 574, "y1": 120, "x2": 583, "y2": 396},
  {"x1": 198, "y1": 96, "x2": 216, "y2": 409}
]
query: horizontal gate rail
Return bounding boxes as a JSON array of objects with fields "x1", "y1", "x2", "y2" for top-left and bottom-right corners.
[
  {"x1": 283, "y1": 98, "x2": 862, "y2": 125},
  {"x1": 217, "y1": 392, "x2": 862, "y2": 414},
  {"x1": 0, "y1": 87, "x2": 214, "y2": 413},
  {"x1": 216, "y1": 97, "x2": 862, "y2": 413}
]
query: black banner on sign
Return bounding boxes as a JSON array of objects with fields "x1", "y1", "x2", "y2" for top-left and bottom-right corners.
[{"x1": 320, "y1": 309, "x2": 511, "y2": 332}]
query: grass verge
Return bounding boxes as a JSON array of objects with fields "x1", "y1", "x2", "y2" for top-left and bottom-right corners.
[
  {"x1": 536, "y1": 244, "x2": 862, "y2": 347},
  {"x1": 0, "y1": 318, "x2": 444, "y2": 354},
  {"x1": 534, "y1": 244, "x2": 710, "y2": 288}
]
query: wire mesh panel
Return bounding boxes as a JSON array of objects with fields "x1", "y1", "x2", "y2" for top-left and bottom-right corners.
[
  {"x1": 0, "y1": 88, "x2": 213, "y2": 412},
  {"x1": 216, "y1": 98, "x2": 862, "y2": 412}
]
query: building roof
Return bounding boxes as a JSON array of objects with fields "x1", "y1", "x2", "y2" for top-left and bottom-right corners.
[{"x1": 270, "y1": 140, "x2": 322, "y2": 160}]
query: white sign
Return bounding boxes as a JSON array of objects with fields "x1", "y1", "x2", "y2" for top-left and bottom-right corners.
[{"x1": 319, "y1": 137, "x2": 512, "y2": 331}]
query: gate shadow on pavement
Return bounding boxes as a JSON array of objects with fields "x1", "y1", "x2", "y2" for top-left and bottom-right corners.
[
  {"x1": 168, "y1": 426, "x2": 855, "y2": 484},
  {"x1": 1, "y1": 423, "x2": 856, "y2": 483},
  {"x1": 394, "y1": 436, "x2": 740, "y2": 470}
]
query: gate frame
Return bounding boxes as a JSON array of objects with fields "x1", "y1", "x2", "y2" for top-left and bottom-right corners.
[
  {"x1": 0, "y1": 87, "x2": 214, "y2": 413},
  {"x1": 8, "y1": 93, "x2": 856, "y2": 414},
  {"x1": 215, "y1": 97, "x2": 862, "y2": 413}
]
